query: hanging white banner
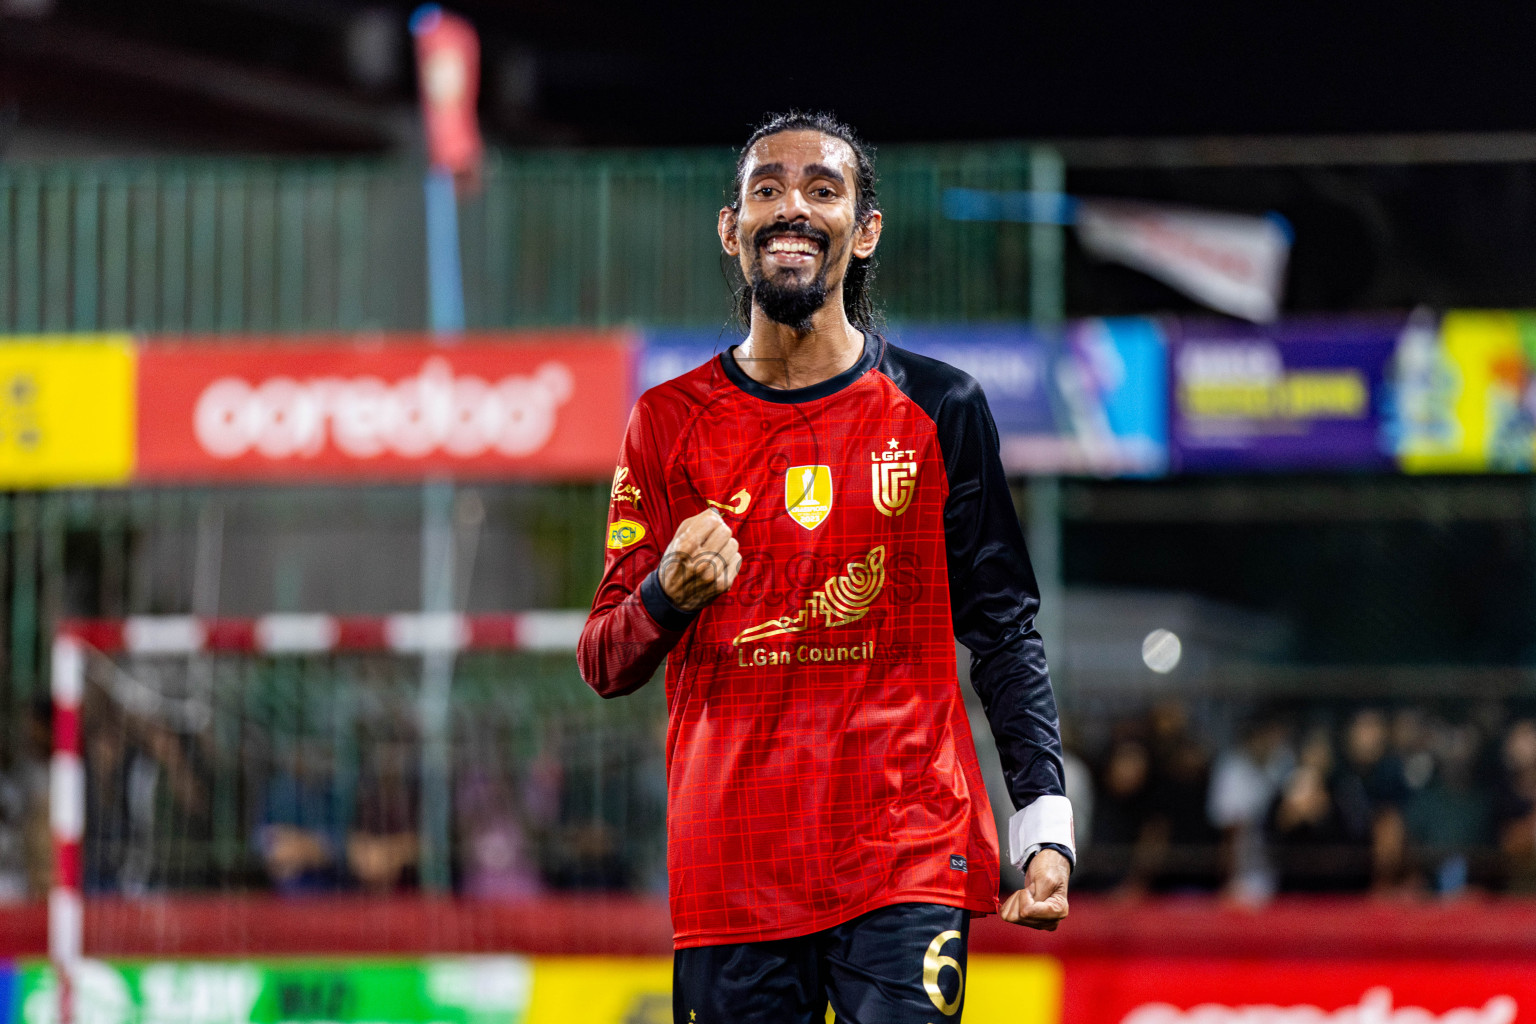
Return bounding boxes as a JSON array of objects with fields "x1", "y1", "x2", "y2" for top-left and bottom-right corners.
[{"x1": 1076, "y1": 200, "x2": 1291, "y2": 322}]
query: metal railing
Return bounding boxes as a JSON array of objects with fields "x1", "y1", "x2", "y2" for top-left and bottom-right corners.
[{"x1": 0, "y1": 144, "x2": 1050, "y2": 334}]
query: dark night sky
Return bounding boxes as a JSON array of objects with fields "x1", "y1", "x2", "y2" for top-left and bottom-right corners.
[
  {"x1": 435, "y1": 1, "x2": 1536, "y2": 144},
  {"x1": 511, "y1": 2, "x2": 1536, "y2": 144},
  {"x1": 6, "y1": 1, "x2": 1536, "y2": 148}
]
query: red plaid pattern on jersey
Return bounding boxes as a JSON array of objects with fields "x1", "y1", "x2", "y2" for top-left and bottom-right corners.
[{"x1": 579, "y1": 334, "x2": 1066, "y2": 948}]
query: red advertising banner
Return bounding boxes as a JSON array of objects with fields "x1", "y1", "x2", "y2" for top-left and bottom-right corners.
[
  {"x1": 136, "y1": 333, "x2": 633, "y2": 483},
  {"x1": 1063, "y1": 958, "x2": 1533, "y2": 1024}
]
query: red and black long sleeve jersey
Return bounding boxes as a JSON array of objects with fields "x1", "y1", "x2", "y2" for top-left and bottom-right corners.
[{"x1": 578, "y1": 333, "x2": 1066, "y2": 948}]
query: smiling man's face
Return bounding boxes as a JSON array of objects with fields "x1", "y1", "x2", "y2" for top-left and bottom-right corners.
[{"x1": 720, "y1": 129, "x2": 877, "y2": 331}]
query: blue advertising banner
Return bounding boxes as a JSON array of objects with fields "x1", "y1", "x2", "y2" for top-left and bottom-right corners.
[
  {"x1": 1169, "y1": 316, "x2": 1403, "y2": 473},
  {"x1": 634, "y1": 329, "x2": 735, "y2": 395},
  {"x1": 639, "y1": 320, "x2": 1168, "y2": 478},
  {"x1": 892, "y1": 320, "x2": 1167, "y2": 477},
  {"x1": 0, "y1": 960, "x2": 14, "y2": 1024}
]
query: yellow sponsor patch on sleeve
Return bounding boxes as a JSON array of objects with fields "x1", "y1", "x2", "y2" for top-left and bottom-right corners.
[{"x1": 607, "y1": 519, "x2": 646, "y2": 549}]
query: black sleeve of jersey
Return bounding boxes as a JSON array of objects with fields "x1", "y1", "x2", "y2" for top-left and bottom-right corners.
[{"x1": 879, "y1": 341, "x2": 1068, "y2": 809}]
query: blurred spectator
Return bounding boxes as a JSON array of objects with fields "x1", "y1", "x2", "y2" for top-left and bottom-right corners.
[
  {"x1": 1392, "y1": 707, "x2": 1436, "y2": 794},
  {"x1": 255, "y1": 738, "x2": 345, "y2": 894},
  {"x1": 22, "y1": 701, "x2": 52, "y2": 896},
  {"x1": 1061, "y1": 728, "x2": 1095, "y2": 860},
  {"x1": 456, "y1": 724, "x2": 545, "y2": 899},
  {"x1": 1083, "y1": 729, "x2": 1155, "y2": 891},
  {"x1": 629, "y1": 716, "x2": 670, "y2": 896},
  {"x1": 1145, "y1": 703, "x2": 1220, "y2": 893},
  {"x1": 1153, "y1": 743, "x2": 1220, "y2": 891},
  {"x1": 0, "y1": 756, "x2": 31, "y2": 901},
  {"x1": 1404, "y1": 722, "x2": 1493, "y2": 894},
  {"x1": 347, "y1": 734, "x2": 420, "y2": 893},
  {"x1": 75, "y1": 678, "x2": 214, "y2": 896},
  {"x1": 1331, "y1": 709, "x2": 1410, "y2": 891},
  {"x1": 83, "y1": 703, "x2": 133, "y2": 892},
  {"x1": 1208, "y1": 715, "x2": 1293, "y2": 902},
  {"x1": 1147, "y1": 701, "x2": 1190, "y2": 766},
  {"x1": 546, "y1": 719, "x2": 632, "y2": 890},
  {"x1": 1093, "y1": 733, "x2": 1151, "y2": 848},
  {"x1": 1268, "y1": 727, "x2": 1370, "y2": 892},
  {"x1": 136, "y1": 719, "x2": 214, "y2": 889},
  {"x1": 1494, "y1": 719, "x2": 1536, "y2": 892},
  {"x1": 457, "y1": 766, "x2": 539, "y2": 898},
  {"x1": 0, "y1": 700, "x2": 52, "y2": 900}
]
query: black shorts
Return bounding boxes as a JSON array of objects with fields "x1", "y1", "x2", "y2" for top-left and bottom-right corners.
[{"x1": 672, "y1": 902, "x2": 969, "y2": 1024}]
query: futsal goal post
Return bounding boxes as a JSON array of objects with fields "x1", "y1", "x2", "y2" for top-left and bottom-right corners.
[{"x1": 46, "y1": 611, "x2": 668, "y2": 1018}]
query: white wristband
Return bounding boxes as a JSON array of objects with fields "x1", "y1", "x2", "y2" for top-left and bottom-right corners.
[{"x1": 1008, "y1": 795, "x2": 1076, "y2": 870}]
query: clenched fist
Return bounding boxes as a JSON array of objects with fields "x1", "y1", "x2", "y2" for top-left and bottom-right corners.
[
  {"x1": 1000, "y1": 848, "x2": 1071, "y2": 931},
  {"x1": 659, "y1": 509, "x2": 742, "y2": 612}
]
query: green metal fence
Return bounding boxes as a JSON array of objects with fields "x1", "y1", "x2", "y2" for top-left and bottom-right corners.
[
  {"x1": 0, "y1": 147, "x2": 1063, "y2": 892},
  {"x1": 0, "y1": 144, "x2": 1049, "y2": 334}
]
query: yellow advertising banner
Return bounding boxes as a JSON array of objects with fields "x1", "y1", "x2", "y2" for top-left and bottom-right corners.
[
  {"x1": 0, "y1": 336, "x2": 135, "y2": 486},
  {"x1": 524, "y1": 954, "x2": 1063, "y2": 1024},
  {"x1": 1397, "y1": 311, "x2": 1525, "y2": 473},
  {"x1": 950, "y1": 955, "x2": 1064, "y2": 1024},
  {"x1": 526, "y1": 958, "x2": 671, "y2": 1023}
]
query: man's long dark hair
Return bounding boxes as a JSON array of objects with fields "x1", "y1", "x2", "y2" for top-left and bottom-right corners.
[{"x1": 725, "y1": 111, "x2": 882, "y2": 333}]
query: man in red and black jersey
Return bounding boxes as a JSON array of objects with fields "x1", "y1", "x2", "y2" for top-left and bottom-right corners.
[{"x1": 579, "y1": 111, "x2": 1073, "y2": 1023}]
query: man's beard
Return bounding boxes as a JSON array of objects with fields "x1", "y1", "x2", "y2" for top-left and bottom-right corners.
[{"x1": 748, "y1": 224, "x2": 835, "y2": 331}]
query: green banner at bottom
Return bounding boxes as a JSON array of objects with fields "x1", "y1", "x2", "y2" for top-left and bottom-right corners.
[{"x1": 17, "y1": 958, "x2": 532, "y2": 1024}]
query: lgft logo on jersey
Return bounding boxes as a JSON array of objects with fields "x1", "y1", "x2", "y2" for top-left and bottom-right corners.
[{"x1": 871, "y1": 438, "x2": 918, "y2": 517}]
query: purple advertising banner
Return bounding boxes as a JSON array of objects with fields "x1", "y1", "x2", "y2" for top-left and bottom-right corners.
[
  {"x1": 1170, "y1": 316, "x2": 1404, "y2": 473},
  {"x1": 640, "y1": 321, "x2": 1170, "y2": 477}
]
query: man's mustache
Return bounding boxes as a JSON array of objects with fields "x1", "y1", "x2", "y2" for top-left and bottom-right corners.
[{"x1": 752, "y1": 223, "x2": 831, "y2": 250}]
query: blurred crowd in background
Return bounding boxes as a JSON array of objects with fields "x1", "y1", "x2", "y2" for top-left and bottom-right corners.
[
  {"x1": 3, "y1": 685, "x2": 1536, "y2": 903},
  {"x1": 1067, "y1": 700, "x2": 1536, "y2": 900},
  {"x1": 0, "y1": 679, "x2": 669, "y2": 902}
]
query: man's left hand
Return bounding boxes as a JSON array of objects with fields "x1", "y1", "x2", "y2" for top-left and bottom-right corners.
[{"x1": 1000, "y1": 848, "x2": 1070, "y2": 931}]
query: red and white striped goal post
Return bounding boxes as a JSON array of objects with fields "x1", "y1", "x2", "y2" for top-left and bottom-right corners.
[{"x1": 47, "y1": 610, "x2": 584, "y2": 1021}]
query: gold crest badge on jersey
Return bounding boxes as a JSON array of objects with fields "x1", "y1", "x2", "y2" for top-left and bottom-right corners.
[
  {"x1": 871, "y1": 439, "x2": 918, "y2": 517},
  {"x1": 786, "y1": 465, "x2": 833, "y2": 530}
]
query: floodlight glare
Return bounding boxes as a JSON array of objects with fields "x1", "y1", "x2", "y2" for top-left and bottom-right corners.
[{"x1": 1142, "y1": 628, "x2": 1183, "y2": 674}]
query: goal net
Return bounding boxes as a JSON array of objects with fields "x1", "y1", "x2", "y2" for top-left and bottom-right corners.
[{"x1": 47, "y1": 612, "x2": 667, "y2": 975}]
